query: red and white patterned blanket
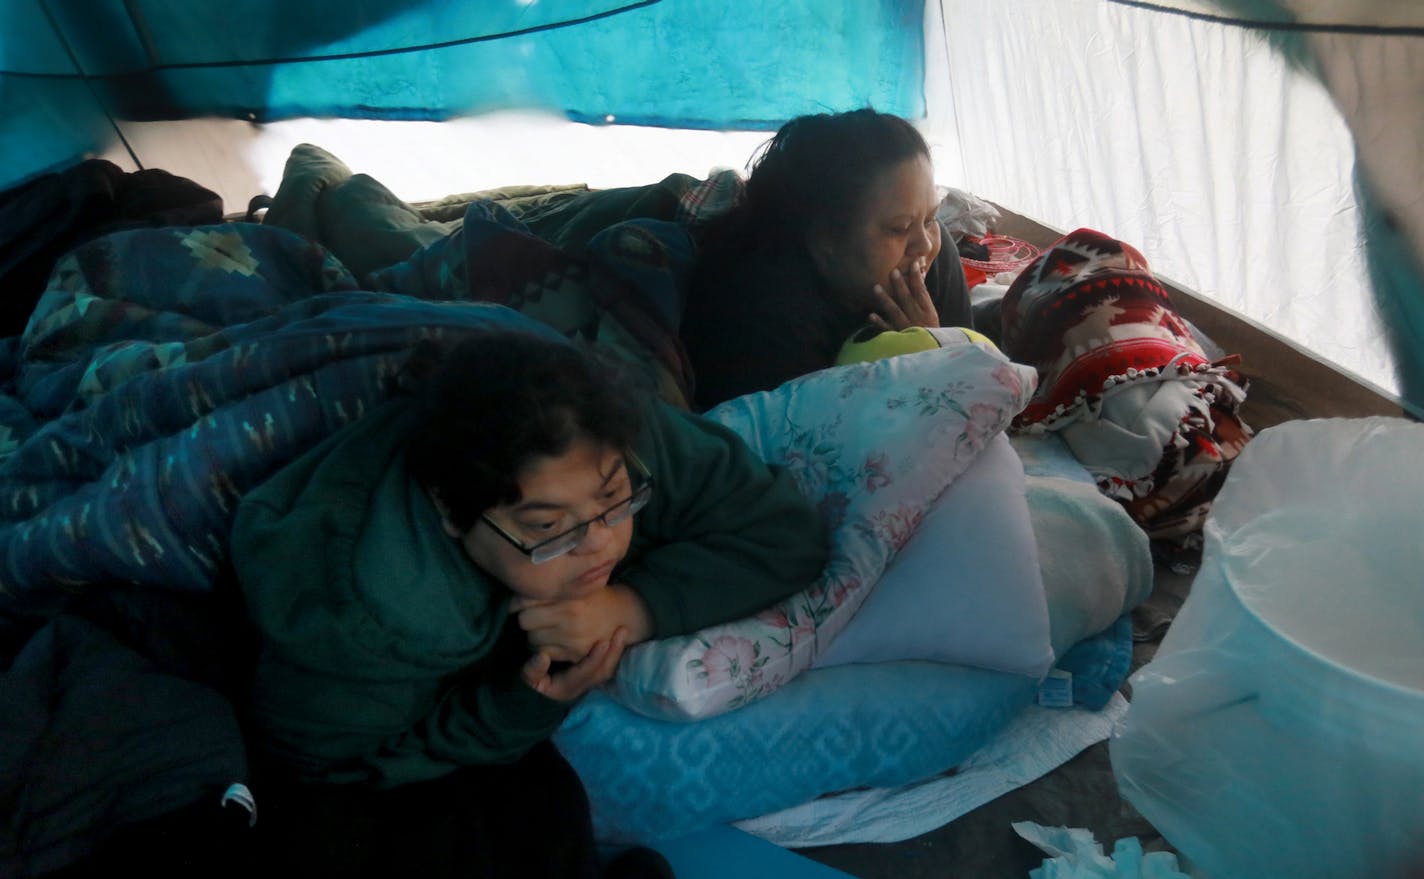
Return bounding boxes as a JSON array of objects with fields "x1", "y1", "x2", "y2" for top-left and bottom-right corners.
[{"x1": 1001, "y1": 228, "x2": 1252, "y2": 539}]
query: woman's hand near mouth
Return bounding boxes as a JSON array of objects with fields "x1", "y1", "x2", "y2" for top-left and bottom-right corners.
[
  {"x1": 512, "y1": 582, "x2": 654, "y2": 664},
  {"x1": 520, "y1": 627, "x2": 628, "y2": 702},
  {"x1": 868, "y1": 257, "x2": 939, "y2": 330}
]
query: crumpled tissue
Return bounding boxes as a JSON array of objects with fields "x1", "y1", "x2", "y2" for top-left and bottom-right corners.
[{"x1": 1012, "y1": 822, "x2": 1192, "y2": 879}]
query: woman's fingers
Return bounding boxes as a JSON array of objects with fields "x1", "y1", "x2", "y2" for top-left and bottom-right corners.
[
  {"x1": 894, "y1": 260, "x2": 939, "y2": 327},
  {"x1": 537, "y1": 628, "x2": 629, "y2": 702},
  {"x1": 872, "y1": 281, "x2": 909, "y2": 329},
  {"x1": 516, "y1": 600, "x2": 601, "y2": 662},
  {"x1": 873, "y1": 263, "x2": 940, "y2": 330},
  {"x1": 526, "y1": 635, "x2": 584, "y2": 664},
  {"x1": 912, "y1": 258, "x2": 940, "y2": 327},
  {"x1": 586, "y1": 627, "x2": 628, "y2": 683},
  {"x1": 521, "y1": 649, "x2": 554, "y2": 694},
  {"x1": 508, "y1": 595, "x2": 555, "y2": 614}
]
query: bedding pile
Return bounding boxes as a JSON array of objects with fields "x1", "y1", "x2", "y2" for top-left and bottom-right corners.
[
  {"x1": 0, "y1": 149, "x2": 1153, "y2": 873},
  {"x1": 0, "y1": 215, "x2": 672, "y2": 613},
  {"x1": 1000, "y1": 228, "x2": 1253, "y2": 540}
]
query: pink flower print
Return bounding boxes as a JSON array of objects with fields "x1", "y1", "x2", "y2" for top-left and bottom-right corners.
[
  {"x1": 963, "y1": 401, "x2": 1002, "y2": 451},
  {"x1": 791, "y1": 614, "x2": 817, "y2": 646},
  {"x1": 783, "y1": 438, "x2": 836, "y2": 490},
  {"x1": 745, "y1": 664, "x2": 766, "y2": 690},
  {"x1": 757, "y1": 605, "x2": 791, "y2": 629},
  {"x1": 862, "y1": 453, "x2": 892, "y2": 493},
  {"x1": 701, "y1": 635, "x2": 758, "y2": 686},
  {"x1": 873, "y1": 506, "x2": 924, "y2": 552},
  {"x1": 993, "y1": 363, "x2": 1027, "y2": 397}
]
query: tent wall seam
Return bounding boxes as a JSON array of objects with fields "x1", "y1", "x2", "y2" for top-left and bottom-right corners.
[
  {"x1": 1108, "y1": 0, "x2": 1424, "y2": 36},
  {"x1": 36, "y1": 0, "x2": 142, "y2": 170},
  {"x1": 19, "y1": 0, "x2": 663, "y2": 77}
]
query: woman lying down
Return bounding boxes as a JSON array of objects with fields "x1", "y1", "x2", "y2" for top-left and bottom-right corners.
[{"x1": 230, "y1": 330, "x2": 830, "y2": 878}]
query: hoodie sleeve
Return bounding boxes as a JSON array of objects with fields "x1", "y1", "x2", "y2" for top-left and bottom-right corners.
[
  {"x1": 619, "y1": 401, "x2": 830, "y2": 639},
  {"x1": 245, "y1": 622, "x2": 569, "y2": 788}
]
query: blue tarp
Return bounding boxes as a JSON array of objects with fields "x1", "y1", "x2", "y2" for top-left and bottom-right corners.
[{"x1": 0, "y1": 0, "x2": 925, "y2": 190}]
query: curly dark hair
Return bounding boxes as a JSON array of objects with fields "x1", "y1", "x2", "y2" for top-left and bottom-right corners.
[
  {"x1": 725, "y1": 108, "x2": 931, "y2": 249},
  {"x1": 402, "y1": 330, "x2": 642, "y2": 533}
]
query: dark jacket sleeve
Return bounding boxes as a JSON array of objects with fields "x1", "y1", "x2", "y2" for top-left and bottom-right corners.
[
  {"x1": 681, "y1": 251, "x2": 847, "y2": 410},
  {"x1": 246, "y1": 621, "x2": 569, "y2": 788},
  {"x1": 345, "y1": 627, "x2": 569, "y2": 786},
  {"x1": 619, "y1": 400, "x2": 830, "y2": 638},
  {"x1": 928, "y1": 219, "x2": 974, "y2": 330}
]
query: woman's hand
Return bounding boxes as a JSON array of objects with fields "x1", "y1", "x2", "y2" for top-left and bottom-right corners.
[
  {"x1": 521, "y1": 627, "x2": 628, "y2": 702},
  {"x1": 512, "y1": 583, "x2": 653, "y2": 664},
  {"x1": 869, "y1": 257, "x2": 939, "y2": 330}
]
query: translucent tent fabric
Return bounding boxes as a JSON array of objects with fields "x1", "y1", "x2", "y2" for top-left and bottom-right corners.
[
  {"x1": 1149, "y1": 0, "x2": 1424, "y2": 411},
  {"x1": 925, "y1": 0, "x2": 1423, "y2": 408}
]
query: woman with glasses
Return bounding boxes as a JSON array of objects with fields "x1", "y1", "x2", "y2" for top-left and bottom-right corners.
[{"x1": 230, "y1": 329, "x2": 828, "y2": 878}]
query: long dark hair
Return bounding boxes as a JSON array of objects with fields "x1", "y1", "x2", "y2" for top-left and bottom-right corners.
[
  {"x1": 402, "y1": 330, "x2": 642, "y2": 533},
  {"x1": 705, "y1": 108, "x2": 931, "y2": 253}
]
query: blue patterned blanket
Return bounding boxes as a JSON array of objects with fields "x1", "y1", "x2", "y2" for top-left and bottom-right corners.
[{"x1": 0, "y1": 205, "x2": 692, "y2": 623}]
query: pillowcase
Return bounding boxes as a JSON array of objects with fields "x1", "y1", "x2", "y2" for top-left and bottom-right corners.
[
  {"x1": 560, "y1": 660, "x2": 1038, "y2": 844},
  {"x1": 605, "y1": 343, "x2": 1039, "y2": 720},
  {"x1": 810, "y1": 432, "x2": 1054, "y2": 678}
]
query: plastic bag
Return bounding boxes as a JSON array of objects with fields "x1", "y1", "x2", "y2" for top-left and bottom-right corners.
[
  {"x1": 1012, "y1": 823, "x2": 1192, "y2": 879},
  {"x1": 935, "y1": 186, "x2": 1000, "y2": 239},
  {"x1": 1110, "y1": 417, "x2": 1424, "y2": 879}
]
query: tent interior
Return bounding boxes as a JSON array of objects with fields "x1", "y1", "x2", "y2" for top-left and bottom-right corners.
[{"x1": 3, "y1": 1, "x2": 1421, "y2": 876}]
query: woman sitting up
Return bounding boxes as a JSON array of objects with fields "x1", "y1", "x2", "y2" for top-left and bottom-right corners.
[
  {"x1": 681, "y1": 108, "x2": 974, "y2": 409},
  {"x1": 230, "y1": 329, "x2": 829, "y2": 878}
]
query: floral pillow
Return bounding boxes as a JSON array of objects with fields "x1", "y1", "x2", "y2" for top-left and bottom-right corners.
[{"x1": 606, "y1": 341, "x2": 1039, "y2": 720}]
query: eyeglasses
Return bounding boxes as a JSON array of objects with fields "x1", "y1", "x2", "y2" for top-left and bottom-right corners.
[{"x1": 481, "y1": 454, "x2": 654, "y2": 565}]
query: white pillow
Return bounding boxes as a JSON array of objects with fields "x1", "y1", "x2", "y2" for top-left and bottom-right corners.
[
  {"x1": 606, "y1": 343, "x2": 1039, "y2": 721},
  {"x1": 811, "y1": 432, "x2": 1054, "y2": 678}
]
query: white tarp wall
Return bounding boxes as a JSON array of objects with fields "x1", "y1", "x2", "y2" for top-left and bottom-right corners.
[{"x1": 923, "y1": 0, "x2": 1405, "y2": 400}]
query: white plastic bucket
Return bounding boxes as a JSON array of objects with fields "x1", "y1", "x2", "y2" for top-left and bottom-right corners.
[{"x1": 1111, "y1": 417, "x2": 1424, "y2": 879}]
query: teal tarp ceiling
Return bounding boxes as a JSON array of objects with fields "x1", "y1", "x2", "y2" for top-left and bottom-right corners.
[{"x1": 0, "y1": 0, "x2": 925, "y2": 188}]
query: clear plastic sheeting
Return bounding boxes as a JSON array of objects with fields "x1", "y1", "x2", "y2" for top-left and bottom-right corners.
[{"x1": 1111, "y1": 417, "x2": 1424, "y2": 879}]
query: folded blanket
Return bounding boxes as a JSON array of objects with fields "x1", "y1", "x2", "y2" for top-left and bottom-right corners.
[
  {"x1": 261, "y1": 143, "x2": 472, "y2": 285},
  {"x1": 370, "y1": 202, "x2": 696, "y2": 408},
  {"x1": 1000, "y1": 228, "x2": 1252, "y2": 538},
  {"x1": 261, "y1": 142, "x2": 707, "y2": 283}
]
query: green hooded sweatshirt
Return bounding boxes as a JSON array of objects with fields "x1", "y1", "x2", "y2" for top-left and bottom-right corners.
[{"x1": 232, "y1": 396, "x2": 828, "y2": 787}]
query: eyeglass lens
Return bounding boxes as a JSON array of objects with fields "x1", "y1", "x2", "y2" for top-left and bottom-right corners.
[{"x1": 529, "y1": 483, "x2": 652, "y2": 564}]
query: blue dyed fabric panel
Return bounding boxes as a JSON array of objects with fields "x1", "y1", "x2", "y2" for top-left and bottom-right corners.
[{"x1": 1, "y1": 0, "x2": 925, "y2": 190}]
